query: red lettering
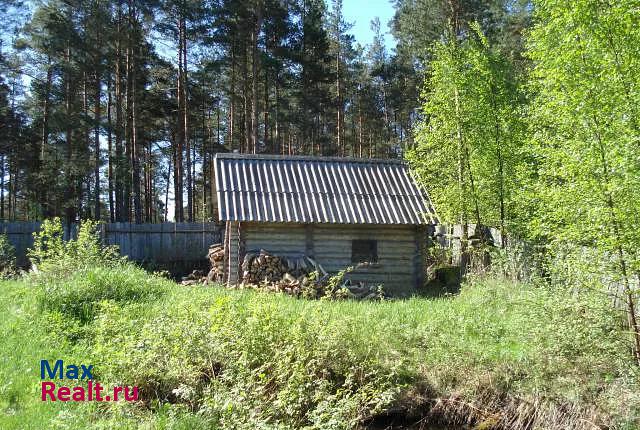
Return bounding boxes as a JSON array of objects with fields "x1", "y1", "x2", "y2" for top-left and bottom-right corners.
[
  {"x1": 113, "y1": 386, "x2": 122, "y2": 401},
  {"x1": 94, "y1": 382, "x2": 104, "y2": 401},
  {"x1": 124, "y1": 386, "x2": 138, "y2": 401},
  {"x1": 72, "y1": 386, "x2": 86, "y2": 401},
  {"x1": 41, "y1": 381, "x2": 56, "y2": 401},
  {"x1": 58, "y1": 386, "x2": 70, "y2": 402},
  {"x1": 42, "y1": 380, "x2": 138, "y2": 402}
]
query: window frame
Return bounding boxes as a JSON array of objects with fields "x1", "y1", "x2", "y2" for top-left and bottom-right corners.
[{"x1": 351, "y1": 239, "x2": 378, "y2": 264}]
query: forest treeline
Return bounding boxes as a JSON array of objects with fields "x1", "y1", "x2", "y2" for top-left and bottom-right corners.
[{"x1": 0, "y1": 0, "x2": 529, "y2": 223}]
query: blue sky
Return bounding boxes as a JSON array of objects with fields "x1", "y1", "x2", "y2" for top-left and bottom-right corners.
[{"x1": 339, "y1": 0, "x2": 397, "y2": 49}]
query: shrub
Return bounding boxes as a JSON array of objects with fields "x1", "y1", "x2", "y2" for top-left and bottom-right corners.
[
  {"x1": 90, "y1": 289, "x2": 403, "y2": 429},
  {"x1": 5, "y1": 262, "x2": 639, "y2": 429},
  {"x1": 80, "y1": 276, "x2": 638, "y2": 429},
  {"x1": 321, "y1": 266, "x2": 356, "y2": 300},
  {"x1": 0, "y1": 234, "x2": 17, "y2": 278},
  {"x1": 28, "y1": 218, "x2": 120, "y2": 277},
  {"x1": 28, "y1": 218, "x2": 165, "y2": 323}
]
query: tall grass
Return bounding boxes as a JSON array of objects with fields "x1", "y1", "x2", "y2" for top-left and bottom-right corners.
[
  {"x1": 2, "y1": 221, "x2": 639, "y2": 428},
  {"x1": 0, "y1": 261, "x2": 636, "y2": 429}
]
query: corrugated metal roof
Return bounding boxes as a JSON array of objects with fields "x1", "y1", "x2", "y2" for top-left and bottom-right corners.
[{"x1": 215, "y1": 153, "x2": 438, "y2": 225}]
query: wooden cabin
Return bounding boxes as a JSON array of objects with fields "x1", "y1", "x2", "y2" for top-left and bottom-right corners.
[{"x1": 214, "y1": 153, "x2": 438, "y2": 296}]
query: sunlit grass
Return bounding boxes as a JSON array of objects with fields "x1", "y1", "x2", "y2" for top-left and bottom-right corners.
[{"x1": 1, "y1": 263, "x2": 638, "y2": 429}]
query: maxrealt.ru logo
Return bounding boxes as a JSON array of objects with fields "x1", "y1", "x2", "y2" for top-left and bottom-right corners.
[{"x1": 40, "y1": 360, "x2": 138, "y2": 402}]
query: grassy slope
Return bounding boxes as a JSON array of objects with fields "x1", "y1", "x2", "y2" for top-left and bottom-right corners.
[
  {"x1": 1, "y1": 264, "x2": 639, "y2": 429},
  {"x1": 0, "y1": 281, "x2": 94, "y2": 429}
]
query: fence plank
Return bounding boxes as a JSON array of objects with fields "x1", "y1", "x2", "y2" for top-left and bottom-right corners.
[
  {"x1": 1, "y1": 221, "x2": 490, "y2": 271},
  {"x1": 0, "y1": 222, "x2": 224, "y2": 268}
]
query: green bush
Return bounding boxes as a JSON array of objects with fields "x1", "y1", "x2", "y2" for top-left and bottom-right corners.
[
  {"x1": 5, "y1": 248, "x2": 639, "y2": 429},
  {"x1": 90, "y1": 290, "x2": 403, "y2": 429},
  {"x1": 28, "y1": 218, "x2": 120, "y2": 277},
  {"x1": 0, "y1": 234, "x2": 17, "y2": 278},
  {"x1": 28, "y1": 218, "x2": 167, "y2": 323},
  {"x1": 79, "y1": 276, "x2": 637, "y2": 429}
]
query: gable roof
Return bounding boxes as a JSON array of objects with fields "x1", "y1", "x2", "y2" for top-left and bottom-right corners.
[{"x1": 214, "y1": 153, "x2": 437, "y2": 225}]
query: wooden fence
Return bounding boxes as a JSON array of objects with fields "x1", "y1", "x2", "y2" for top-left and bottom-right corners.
[
  {"x1": 102, "y1": 222, "x2": 223, "y2": 263},
  {"x1": 431, "y1": 224, "x2": 503, "y2": 251},
  {"x1": 0, "y1": 222, "x2": 224, "y2": 268},
  {"x1": 0, "y1": 221, "x2": 498, "y2": 271},
  {"x1": 0, "y1": 222, "x2": 50, "y2": 267}
]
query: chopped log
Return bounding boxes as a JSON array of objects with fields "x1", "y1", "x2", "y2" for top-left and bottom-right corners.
[
  {"x1": 189, "y1": 245, "x2": 388, "y2": 300},
  {"x1": 200, "y1": 243, "x2": 226, "y2": 284}
]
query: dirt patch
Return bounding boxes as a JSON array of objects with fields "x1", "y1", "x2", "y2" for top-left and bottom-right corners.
[{"x1": 363, "y1": 386, "x2": 607, "y2": 430}]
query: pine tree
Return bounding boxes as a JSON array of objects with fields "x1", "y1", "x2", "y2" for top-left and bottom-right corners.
[{"x1": 2, "y1": 0, "x2": 417, "y2": 222}]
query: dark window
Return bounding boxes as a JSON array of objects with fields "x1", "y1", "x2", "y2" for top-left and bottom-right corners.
[{"x1": 351, "y1": 240, "x2": 378, "y2": 264}]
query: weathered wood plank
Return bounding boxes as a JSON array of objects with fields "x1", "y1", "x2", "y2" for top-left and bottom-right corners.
[{"x1": 0, "y1": 221, "x2": 224, "y2": 267}]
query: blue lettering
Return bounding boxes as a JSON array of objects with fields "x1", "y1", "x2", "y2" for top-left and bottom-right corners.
[
  {"x1": 40, "y1": 360, "x2": 63, "y2": 379},
  {"x1": 40, "y1": 360, "x2": 94, "y2": 380},
  {"x1": 80, "y1": 365, "x2": 93, "y2": 380},
  {"x1": 65, "y1": 365, "x2": 79, "y2": 379}
]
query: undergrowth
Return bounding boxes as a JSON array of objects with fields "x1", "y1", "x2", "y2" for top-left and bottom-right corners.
[{"x1": 1, "y1": 219, "x2": 639, "y2": 429}]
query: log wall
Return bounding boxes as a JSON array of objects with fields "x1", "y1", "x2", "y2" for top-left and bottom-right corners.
[{"x1": 240, "y1": 222, "x2": 424, "y2": 296}]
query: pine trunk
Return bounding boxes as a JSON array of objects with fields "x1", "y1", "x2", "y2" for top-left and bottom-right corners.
[
  {"x1": 114, "y1": 6, "x2": 124, "y2": 221},
  {"x1": 107, "y1": 76, "x2": 115, "y2": 222},
  {"x1": 94, "y1": 70, "x2": 101, "y2": 220},
  {"x1": 175, "y1": 16, "x2": 185, "y2": 222},
  {"x1": 182, "y1": 16, "x2": 193, "y2": 222},
  {"x1": 251, "y1": 5, "x2": 262, "y2": 155},
  {"x1": 130, "y1": 2, "x2": 142, "y2": 223}
]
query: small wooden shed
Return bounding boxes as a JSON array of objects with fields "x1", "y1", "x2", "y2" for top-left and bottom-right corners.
[{"x1": 214, "y1": 153, "x2": 438, "y2": 296}]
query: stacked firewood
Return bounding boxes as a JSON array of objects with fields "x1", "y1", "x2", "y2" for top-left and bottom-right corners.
[
  {"x1": 241, "y1": 249, "x2": 326, "y2": 284},
  {"x1": 238, "y1": 250, "x2": 387, "y2": 300},
  {"x1": 180, "y1": 243, "x2": 224, "y2": 286},
  {"x1": 241, "y1": 250, "x2": 326, "y2": 296},
  {"x1": 206, "y1": 244, "x2": 225, "y2": 282},
  {"x1": 180, "y1": 246, "x2": 388, "y2": 300}
]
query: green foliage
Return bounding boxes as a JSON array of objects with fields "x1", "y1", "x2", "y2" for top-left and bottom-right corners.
[
  {"x1": 28, "y1": 218, "x2": 65, "y2": 267},
  {"x1": 525, "y1": 0, "x2": 640, "y2": 360},
  {"x1": 3, "y1": 264, "x2": 639, "y2": 429},
  {"x1": 299, "y1": 266, "x2": 386, "y2": 301},
  {"x1": 485, "y1": 242, "x2": 542, "y2": 284},
  {"x1": 87, "y1": 286, "x2": 402, "y2": 429},
  {"x1": 36, "y1": 264, "x2": 169, "y2": 324},
  {"x1": 26, "y1": 218, "x2": 150, "y2": 323},
  {"x1": 0, "y1": 234, "x2": 17, "y2": 278},
  {"x1": 28, "y1": 218, "x2": 120, "y2": 277},
  {"x1": 79, "y1": 276, "x2": 637, "y2": 427},
  {"x1": 321, "y1": 266, "x2": 354, "y2": 300},
  {"x1": 525, "y1": 0, "x2": 640, "y2": 254},
  {"x1": 409, "y1": 24, "x2": 525, "y2": 232},
  {"x1": 426, "y1": 241, "x2": 453, "y2": 269},
  {"x1": 0, "y1": 280, "x2": 95, "y2": 430}
]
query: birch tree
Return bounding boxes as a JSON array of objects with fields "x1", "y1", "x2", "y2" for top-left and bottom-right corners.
[
  {"x1": 409, "y1": 24, "x2": 523, "y2": 246},
  {"x1": 526, "y1": 0, "x2": 640, "y2": 364}
]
